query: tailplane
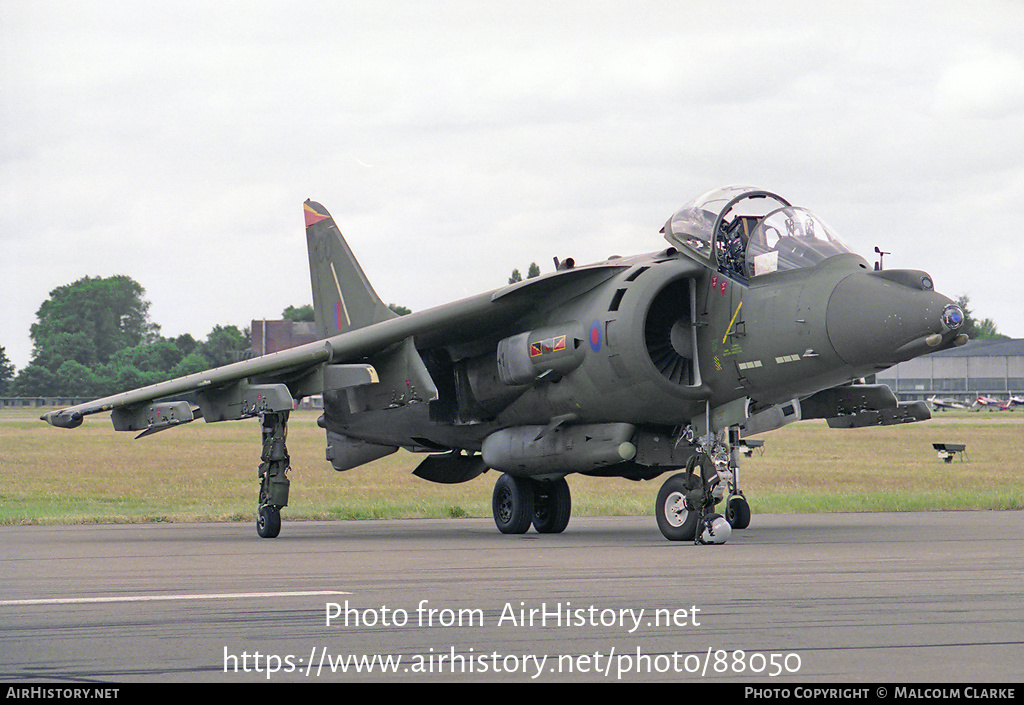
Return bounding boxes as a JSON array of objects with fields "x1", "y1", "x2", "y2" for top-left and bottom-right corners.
[{"x1": 304, "y1": 200, "x2": 396, "y2": 339}]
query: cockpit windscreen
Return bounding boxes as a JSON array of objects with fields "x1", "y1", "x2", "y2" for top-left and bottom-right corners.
[
  {"x1": 744, "y1": 207, "x2": 853, "y2": 277},
  {"x1": 664, "y1": 186, "x2": 856, "y2": 280}
]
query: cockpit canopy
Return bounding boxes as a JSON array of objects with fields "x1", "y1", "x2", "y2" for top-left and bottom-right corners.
[{"x1": 663, "y1": 186, "x2": 854, "y2": 279}]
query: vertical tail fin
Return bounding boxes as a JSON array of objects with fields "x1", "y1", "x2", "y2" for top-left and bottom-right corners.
[
  {"x1": 303, "y1": 200, "x2": 438, "y2": 409},
  {"x1": 304, "y1": 200, "x2": 396, "y2": 339}
]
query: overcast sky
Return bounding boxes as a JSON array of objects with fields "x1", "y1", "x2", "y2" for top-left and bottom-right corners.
[{"x1": 3, "y1": 0, "x2": 1023, "y2": 370}]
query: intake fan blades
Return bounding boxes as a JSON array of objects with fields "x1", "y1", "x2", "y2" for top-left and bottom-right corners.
[{"x1": 644, "y1": 279, "x2": 694, "y2": 385}]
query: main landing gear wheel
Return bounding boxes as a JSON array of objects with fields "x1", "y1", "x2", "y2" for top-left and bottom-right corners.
[
  {"x1": 492, "y1": 474, "x2": 535, "y2": 534},
  {"x1": 257, "y1": 505, "x2": 281, "y2": 539},
  {"x1": 655, "y1": 472, "x2": 702, "y2": 541},
  {"x1": 725, "y1": 493, "x2": 751, "y2": 529},
  {"x1": 532, "y1": 478, "x2": 571, "y2": 534}
]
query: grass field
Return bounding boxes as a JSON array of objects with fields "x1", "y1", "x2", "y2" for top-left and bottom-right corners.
[{"x1": 2, "y1": 407, "x2": 1022, "y2": 525}]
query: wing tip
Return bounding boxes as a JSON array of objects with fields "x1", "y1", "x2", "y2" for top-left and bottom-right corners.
[{"x1": 41, "y1": 410, "x2": 84, "y2": 429}]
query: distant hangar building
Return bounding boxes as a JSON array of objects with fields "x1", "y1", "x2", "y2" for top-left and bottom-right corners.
[
  {"x1": 251, "y1": 319, "x2": 318, "y2": 356},
  {"x1": 875, "y1": 338, "x2": 1024, "y2": 403}
]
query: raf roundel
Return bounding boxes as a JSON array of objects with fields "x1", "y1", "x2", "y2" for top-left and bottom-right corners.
[{"x1": 589, "y1": 321, "x2": 602, "y2": 353}]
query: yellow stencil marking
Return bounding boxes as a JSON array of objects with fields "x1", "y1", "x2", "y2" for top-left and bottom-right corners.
[{"x1": 723, "y1": 300, "x2": 743, "y2": 344}]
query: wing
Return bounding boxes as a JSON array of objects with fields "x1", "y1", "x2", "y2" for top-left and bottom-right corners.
[{"x1": 42, "y1": 201, "x2": 628, "y2": 436}]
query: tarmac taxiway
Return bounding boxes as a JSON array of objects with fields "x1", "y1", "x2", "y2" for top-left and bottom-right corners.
[{"x1": 2, "y1": 511, "x2": 1022, "y2": 682}]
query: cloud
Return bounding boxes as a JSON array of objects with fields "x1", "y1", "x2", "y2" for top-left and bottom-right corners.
[{"x1": 934, "y1": 47, "x2": 1024, "y2": 119}]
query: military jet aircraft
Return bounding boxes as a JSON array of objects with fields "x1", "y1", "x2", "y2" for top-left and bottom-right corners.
[{"x1": 42, "y1": 186, "x2": 968, "y2": 544}]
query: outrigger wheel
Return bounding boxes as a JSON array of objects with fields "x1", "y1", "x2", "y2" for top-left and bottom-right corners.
[{"x1": 257, "y1": 505, "x2": 281, "y2": 539}]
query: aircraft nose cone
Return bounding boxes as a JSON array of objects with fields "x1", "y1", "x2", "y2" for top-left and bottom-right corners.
[{"x1": 826, "y1": 269, "x2": 962, "y2": 367}]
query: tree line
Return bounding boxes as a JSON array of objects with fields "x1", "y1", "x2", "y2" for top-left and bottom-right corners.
[
  {"x1": 2, "y1": 275, "x2": 251, "y2": 398},
  {"x1": 0, "y1": 275, "x2": 416, "y2": 398}
]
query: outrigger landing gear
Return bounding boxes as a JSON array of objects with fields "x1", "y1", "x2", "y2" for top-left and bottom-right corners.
[{"x1": 256, "y1": 410, "x2": 291, "y2": 538}]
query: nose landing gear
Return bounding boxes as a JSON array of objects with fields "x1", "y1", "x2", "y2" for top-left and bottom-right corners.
[{"x1": 654, "y1": 425, "x2": 752, "y2": 543}]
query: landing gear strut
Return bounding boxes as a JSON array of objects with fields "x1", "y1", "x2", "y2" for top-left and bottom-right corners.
[
  {"x1": 492, "y1": 474, "x2": 572, "y2": 534},
  {"x1": 256, "y1": 411, "x2": 290, "y2": 538}
]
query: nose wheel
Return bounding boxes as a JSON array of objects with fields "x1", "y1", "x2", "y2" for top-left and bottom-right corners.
[
  {"x1": 655, "y1": 472, "x2": 703, "y2": 541},
  {"x1": 724, "y1": 426, "x2": 751, "y2": 530},
  {"x1": 725, "y1": 492, "x2": 750, "y2": 529}
]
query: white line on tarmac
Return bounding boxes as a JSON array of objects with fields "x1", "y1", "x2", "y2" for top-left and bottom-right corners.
[{"x1": 0, "y1": 590, "x2": 351, "y2": 606}]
